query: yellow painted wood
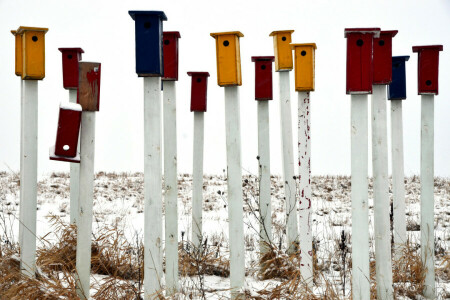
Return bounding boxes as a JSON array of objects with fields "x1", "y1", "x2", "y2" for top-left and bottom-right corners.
[
  {"x1": 210, "y1": 31, "x2": 244, "y2": 86},
  {"x1": 11, "y1": 30, "x2": 23, "y2": 76},
  {"x1": 291, "y1": 43, "x2": 317, "y2": 91},
  {"x1": 269, "y1": 30, "x2": 294, "y2": 71}
]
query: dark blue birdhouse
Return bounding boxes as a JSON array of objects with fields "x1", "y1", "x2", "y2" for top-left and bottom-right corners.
[
  {"x1": 388, "y1": 56, "x2": 409, "y2": 100},
  {"x1": 129, "y1": 10, "x2": 167, "y2": 77}
]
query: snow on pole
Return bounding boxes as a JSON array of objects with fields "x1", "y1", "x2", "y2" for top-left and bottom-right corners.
[
  {"x1": 345, "y1": 27, "x2": 380, "y2": 300},
  {"x1": 413, "y1": 44, "x2": 443, "y2": 299},
  {"x1": 11, "y1": 26, "x2": 48, "y2": 277},
  {"x1": 210, "y1": 31, "x2": 245, "y2": 299},
  {"x1": 251, "y1": 56, "x2": 275, "y2": 255},
  {"x1": 291, "y1": 43, "x2": 317, "y2": 286},
  {"x1": 269, "y1": 30, "x2": 298, "y2": 254}
]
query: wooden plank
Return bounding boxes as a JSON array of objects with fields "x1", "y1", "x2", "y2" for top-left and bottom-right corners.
[{"x1": 78, "y1": 62, "x2": 101, "y2": 111}]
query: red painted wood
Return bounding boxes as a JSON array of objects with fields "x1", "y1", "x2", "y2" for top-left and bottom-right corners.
[
  {"x1": 162, "y1": 32, "x2": 181, "y2": 81},
  {"x1": 58, "y1": 48, "x2": 84, "y2": 90},
  {"x1": 188, "y1": 72, "x2": 209, "y2": 112},
  {"x1": 77, "y1": 62, "x2": 101, "y2": 111},
  {"x1": 373, "y1": 31, "x2": 397, "y2": 85},
  {"x1": 54, "y1": 107, "x2": 82, "y2": 157},
  {"x1": 251, "y1": 56, "x2": 274, "y2": 100},
  {"x1": 412, "y1": 45, "x2": 443, "y2": 95}
]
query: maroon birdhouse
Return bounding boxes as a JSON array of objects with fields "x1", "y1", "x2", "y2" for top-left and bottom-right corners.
[
  {"x1": 188, "y1": 72, "x2": 210, "y2": 112},
  {"x1": 58, "y1": 48, "x2": 84, "y2": 89},
  {"x1": 162, "y1": 31, "x2": 181, "y2": 81},
  {"x1": 412, "y1": 45, "x2": 443, "y2": 95},
  {"x1": 50, "y1": 102, "x2": 82, "y2": 163},
  {"x1": 77, "y1": 62, "x2": 101, "y2": 111},
  {"x1": 373, "y1": 31, "x2": 397, "y2": 85},
  {"x1": 251, "y1": 56, "x2": 275, "y2": 100},
  {"x1": 344, "y1": 28, "x2": 380, "y2": 94}
]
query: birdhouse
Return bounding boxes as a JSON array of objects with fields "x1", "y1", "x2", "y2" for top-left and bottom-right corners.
[
  {"x1": 412, "y1": 45, "x2": 443, "y2": 95},
  {"x1": 373, "y1": 30, "x2": 398, "y2": 85},
  {"x1": 344, "y1": 28, "x2": 380, "y2": 94},
  {"x1": 49, "y1": 102, "x2": 82, "y2": 163},
  {"x1": 58, "y1": 48, "x2": 84, "y2": 90},
  {"x1": 291, "y1": 43, "x2": 317, "y2": 92},
  {"x1": 210, "y1": 31, "x2": 244, "y2": 87},
  {"x1": 388, "y1": 56, "x2": 409, "y2": 100},
  {"x1": 77, "y1": 62, "x2": 101, "y2": 111},
  {"x1": 162, "y1": 31, "x2": 181, "y2": 81},
  {"x1": 269, "y1": 30, "x2": 294, "y2": 72},
  {"x1": 188, "y1": 72, "x2": 210, "y2": 112},
  {"x1": 128, "y1": 11, "x2": 167, "y2": 77},
  {"x1": 11, "y1": 26, "x2": 49, "y2": 80},
  {"x1": 251, "y1": 56, "x2": 275, "y2": 100}
]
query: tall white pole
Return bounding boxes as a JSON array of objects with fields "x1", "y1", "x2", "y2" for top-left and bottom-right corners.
[
  {"x1": 350, "y1": 94, "x2": 370, "y2": 300},
  {"x1": 298, "y1": 91, "x2": 313, "y2": 286},
  {"x1": 143, "y1": 77, "x2": 163, "y2": 299},
  {"x1": 192, "y1": 111, "x2": 205, "y2": 249},
  {"x1": 278, "y1": 71, "x2": 298, "y2": 253},
  {"x1": 420, "y1": 94, "x2": 435, "y2": 299},
  {"x1": 224, "y1": 86, "x2": 245, "y2": 299},
  {"x1": 371, "y1": 85, "x2": 394, "y2": 299},
  {"x1": 162, "y1": 81, "x2": 178, "y2": 293},
  {"x1": 257, "y1": 100, "x2": 272, "y2": 254},
  {"x1": 75, "y1": 111, "x2": 96, "y2": 299},
  {"x1": 19, "y1": 79, "x2": 38, "y2": 277},
  {"x1": 69, "y1": 89, "x2": 80, "y2": 225},
  {"x1": 390, "y1": 100, "x2": 406, "y2": 259}
]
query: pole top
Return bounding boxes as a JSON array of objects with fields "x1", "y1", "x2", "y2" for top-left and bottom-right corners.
[
  {"x1": 344, "y1": 28, "x2": 380, "y2": 38},
  {"x1": 58, "y1": 48, "x2": 85, "y2": 54},
  {"x1": 290, "y1": 43, "x2": 317, "y2": 50},
  {"x1": 251, "y1": 56, "x2": 275, "y2": 62},
  {"x1": 412, "y1": 45, "x2": 443, "y2": 52},
  {"x1": 164, "y1": 31, "x2": 181, "y2": 38},
  {"x1": 269, "y1": 30, "x2": 294, "y2": 36},
  {"x1": 210, "y1": 31, "x2": 244, "y2": 38},
  {"x1": 128, "y1": 10, "x2": 167, "y2": 21},
  {"x1": 187, "y1": 71, "x2": 210, "y2": 77}
]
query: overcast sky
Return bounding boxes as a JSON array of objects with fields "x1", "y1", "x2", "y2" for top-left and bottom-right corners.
[{"x1": 0, "y1": 0, "x2": 449, "y2": 177}]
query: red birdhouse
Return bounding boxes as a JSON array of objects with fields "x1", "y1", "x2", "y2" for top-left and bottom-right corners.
[
  {"x1": 58, "y1": 48, "x2": 84, "y2": 89},
  {"x1": 412, "y1": 45, "x2": 443, "y2": 95},
  {"x1": 251, "y1": 56, "x2": 275, "y2": 100},
  {"x1": 188, "y1": 72, "x2": 210, "y2": 112},
  {"x1": 50, "y1": 102, "x2": 82, "y2": 163},
  {"x1": 373, "y1": 31, "x2": 398, "y2": 85},
  {"x1": 162, "y1": 31, "x2": 181, "y2": 81},
  {"x1": 77, "y1": 62, "x2": 101, "y2": 111},
  {"x1": 344, "y1": 28, "x2": 380, "y2": 94}
]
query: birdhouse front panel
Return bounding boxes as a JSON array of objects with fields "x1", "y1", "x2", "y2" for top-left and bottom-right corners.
[
  {"x1": 412, "y1": 45, "x2": 443, "y2": 95},
  {"x1": 210, "y1": 32, "x2": 243, "y2": 87},
  {"x1": 269, "y1": 30, "x2": 294, "y2": 72},
  {"x1": 162, "y1": 31, "x2": 181, "y2": 81},
  {"x1": 59, "y1": 48, "x2": 84, "y2": 90},
  {"x1": 291, "y1": 44, "x2": 317, "y2": 92},
  {"x1": 11, "y1": 30, "x2": 23, "y2": 76},
  {"x1": 388, "y1": 56, "x2": 409, "y2": 100},
  {"x1": 373, "y1": 30, "x2": 398, "y2": 85},
  {"x1": 77, "y1": 62, "x2": 101, "y2": 111},
  {"x1": 54, "y1": 103, "x2": 82, "y2": 158},
  {"x1": 251, "y1": 56, "x2": 274, "y2": 100},
  {"x1": 188, "y1": 72, "x2": 210, "y2": 112}
]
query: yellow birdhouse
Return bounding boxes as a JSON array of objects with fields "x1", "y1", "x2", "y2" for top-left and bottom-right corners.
[
  {"x1": 210, "y1": 31, "x2": 244, "y2": 87},
  {"x1": 269, "y1": 30, "x2": 294, "y2": 72},
  {"x1": 11, "y1": 26, "x2": 49, "y2": 80},
  {"x1": 291, "y1": 43, "x2": 317, "y2": 91}
]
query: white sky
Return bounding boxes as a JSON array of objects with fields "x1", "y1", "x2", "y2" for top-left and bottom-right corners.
[{"x1": 0, "y1": 0, "x2": 449, "y2": 177}]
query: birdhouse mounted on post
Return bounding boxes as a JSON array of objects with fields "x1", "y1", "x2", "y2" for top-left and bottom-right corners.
[
  {"x1": 11, "y1": 26, "x2": 49, "y2": 80},
  {"x1": 412, "y1": 45, "x2": 443, "y2": 95},
  {"x1": 269, "y1": 30, "x2": 294, "y2": 72},
  {"x1": 291, "y1": 43, "x2": 317, "y2": 91},
  {"x1": 162, "y1": 31, "x2": 181, "y2": 81},
  {"x1": 59, "y1": 48, "x2": 84, "y2": 89},
  {"x1": 251, "y1": 56, "x2": 275, "y2": 100},
  {"x1": 77, "y1": 62, "x2": 101, "y2": 111},
  {"x1": 128, "y1": 10, "x2": 167, "y2": 77},
  {"x1": 188, "y1": 72, "x2": 210, "y2": 112},
  {"x1": 388, "y1": 56, "x2": 410, "y2": 100},
  {"x1": 345, "y1": 28, "x2": 380, "y2": 94},
  {"x1": 373, "y1": 30, "x2": 398, "y2": 85},
  {"x1": 210, "y1": 31, "x2": 244, "y2": 87}
]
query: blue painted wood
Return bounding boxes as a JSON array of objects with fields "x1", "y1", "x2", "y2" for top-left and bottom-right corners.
[
  {"x1": 388, "y1": 56, "x2": 409, "y2": 100},
  {"x1": 129, "y1": 11, "x2": 167, "y2": 77}
]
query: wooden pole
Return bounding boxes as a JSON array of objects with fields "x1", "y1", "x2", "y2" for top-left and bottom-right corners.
[
  {"x1": 192, "y1": 111, "x2": 204, "y2": 249},
  {"x1": 75, "y1": 111, "x2": 96, "y2": 299},
  {"x1": 420, "y1": 94, "x2": 435, "y2": 298},
  {"x1": 278, "y1": 71, "x2": 298, "y2": 253},
  {"x1": 371, "y1": 84, "x2": 394, "y2": 299},
  {"x1": 162, "y1": 80, "x2": 178, "y2": 293},
  {"x1": 143, "y1": 77, "x2": 163, "y2": 298},
  {"x1": 69, "y1": 89, "x2": 80, "y2": 225},
  {"x1": 350, "y1": 94, "x2": 370, "y2": 300}
]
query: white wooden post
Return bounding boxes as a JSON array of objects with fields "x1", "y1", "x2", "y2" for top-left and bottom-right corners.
[
  {"x1": 162, "y1": 80, "x2": 178, "y2": 293},
  {"x1": 75, "y1": 111, "x2": 96, "y2": 299},
  {"x1": 350, "y1": 94, "x2": 370, "y2": 300},
  {"x1": 192, "y1": 111, "x2": 204, "y2": 249},
  {"x1": 69, "y1": 89, "x2": 80, "y2": 225},
  {"x1": 420, "y1": 94, "x2": 435, "y2": 298}
]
